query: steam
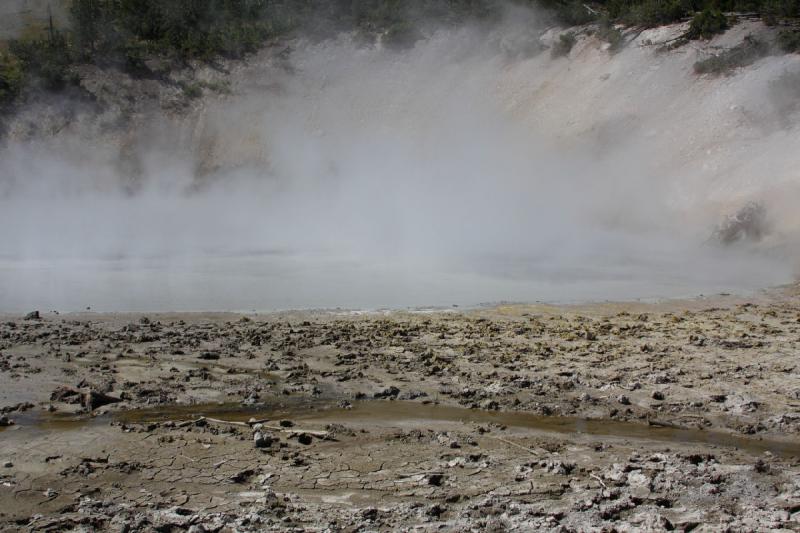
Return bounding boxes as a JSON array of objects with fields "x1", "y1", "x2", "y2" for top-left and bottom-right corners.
[{"x1": 1, "y1": 17, "x2": 799, "y2": 312}]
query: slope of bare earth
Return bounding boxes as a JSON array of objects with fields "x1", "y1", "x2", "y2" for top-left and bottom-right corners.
[{"x1": 1, "y1": 287, "x2": 799, "y2": 531}]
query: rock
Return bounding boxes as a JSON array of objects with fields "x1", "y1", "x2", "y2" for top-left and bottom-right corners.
[
  {"x1": 724, "y1": 394, "x2": 760, "y2": 414},
  {"x1": 427, "y1": 503, "x2": 445, "y2": 517},
  {"x1": 24, "y1": 310, "x2": 40, "y2": 320},
  {"x1": 652, "y1": 391, "x2": 665, "y2": 400},
  {"x1": 82, "y1": 390, "x2": 122, "y2": 411},
  {"x1": 480, "y1": 399, "x2": 499, "y2": 410},
  {"x1": 618, "y1": 395, "x2": 631, "y2": 405},
  {"x1": 253, "y1": 431, "x2": 271, "y2": 448},
  {"x1": 427, "y1": 473, "x2": 444, "y2": 486},
  {"x1": 626, "y1": 470, "x2": 652, "y2": 498},
  {"x1": 279, "y1": 420, "x2": 294, "y2": 427},
  {"x1": 0, "y1": 415, "x2": 13, "y2": 427},
  {"x1": 398, "y1": 390, "x2": 428, "y2": 400},
  {"x1": 2, "y1": 461, "x2": 12, "y2": 468},
  {"x1": 50, "y1": 386, "x2": 83, "y2": 403},
  {"x1": 361, "y1": 507, "x2": 379, "y2": 520},
  {"x1": 198, "y1": 351, "x2": 220, "y2": 360},
  {"x1": 374, "y1": 386, "x2": 401, "y2": 399}
]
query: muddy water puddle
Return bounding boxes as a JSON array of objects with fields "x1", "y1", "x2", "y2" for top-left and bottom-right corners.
[{"x1": 7, "y1": 400, "x2": 800, "y2": 458}]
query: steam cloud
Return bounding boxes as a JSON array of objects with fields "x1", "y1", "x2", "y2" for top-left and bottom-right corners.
[{"x1": 1, "y1": 14, "x2": 798, "y2": 311}]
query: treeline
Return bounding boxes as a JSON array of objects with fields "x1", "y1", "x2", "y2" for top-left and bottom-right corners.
[{"x1": 1, "y1": 0, "x2": 800, "y2": 108}]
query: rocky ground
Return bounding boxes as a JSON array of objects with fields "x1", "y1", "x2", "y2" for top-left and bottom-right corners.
[{"x1": 1, "y1": 288, "x2": 800, "y2": 531}]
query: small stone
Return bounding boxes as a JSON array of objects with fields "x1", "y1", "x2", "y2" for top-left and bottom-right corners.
[
  {"x1": 253, "y1": 431, "x2": 271, "y2": 448},
  {"x1": 427, "y1": 504, "x2": 445, "y2": 517},
  {"x1": 297, "y1": 433, "x2": 313, "y2": 445},
  {"x1": 24, "y1": 311, "x2": 40, "y2": 321},
  {"x1": 373, "y1": 386, "x2": 400, "y2": 399},
  {"x1": 480, "y1": 399, "x2": 499, "y2": 410},
  {"x1": 427, "y1": 473, "x2": 444, "y2": 486},
  {"x1": 617, "y1": 395, "x2": 631, "y2": 405},
  {"x1": 2, "y1": 461, "x2": 12, "y2": 468},
  {"x1": 361, "y1": 507, "x2": 378, "y2": 520},
  {"x1": 82, "y1": 390, "x2": 122, "y2": 411},
  {"x1": 652, "y1": 391, "x2": 665, "y2": 401},
  {"x1": 0, "y1": 416, "x2": 13, "y2": 427}
]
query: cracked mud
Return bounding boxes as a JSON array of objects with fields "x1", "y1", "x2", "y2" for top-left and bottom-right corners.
[{"x1": 1, "y1": 290, "x2": 800, "y2": 531}]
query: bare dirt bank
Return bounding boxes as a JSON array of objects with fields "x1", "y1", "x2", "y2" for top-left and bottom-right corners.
[{"x1": 1, "y1": 288, "x2": 799, "y2": 530}]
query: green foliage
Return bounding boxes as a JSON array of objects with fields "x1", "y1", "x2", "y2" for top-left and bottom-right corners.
[
  {"x1": 3, "y1": 0, "x2": 800, "y2": 112},
  {"x1": 180, "y1": 81, "x2": 202, "y2": 98},
  {"x1": 551, "y1": 31, "x2": 577, "y2": 57},
  {"x1": 0, "y1": 51, "x2": 23, "y2": 106},
  {"x1": 761, "y1": 0, "x2": 800, "y2": 21},
  {"x1": 382, "y1": 20, "x2": 422, "y2": 50},
  {"x1": 202, "y1": 79, "x2": 232, "y2": 94},
  {"x1": 687, "y1": 8, "x2": 728, "y2": 39},
  {"x1": 777, "y1": 29, "x2": 800, "y2": 52},
  {"x1": 9, "y1": 31, "x2": 76, "y2": 91},
  {"x1": 597, "y1": 16, "x2": 625, "y2": 51},
  {"x1": 622, "y1": 0, "x2": 688, "y2": 26},
  {"x1": 693, "y1": 34, "x2": 769, "y2": 74},
  {"x1": 551, "y1": 0, "x2": 598, "y2": 25},
  {"x1": 69, "y1": 0, "x2": 278, "y2": 62}
]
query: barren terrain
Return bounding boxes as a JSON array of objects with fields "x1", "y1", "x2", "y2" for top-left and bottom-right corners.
[{"x1": 1, "y1": 288, "x2": 799, "y2": 531}]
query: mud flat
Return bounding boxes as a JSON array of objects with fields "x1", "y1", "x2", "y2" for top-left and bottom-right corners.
[{"x1": 1, "y1": 288, "x2": 800, "y2": 531}]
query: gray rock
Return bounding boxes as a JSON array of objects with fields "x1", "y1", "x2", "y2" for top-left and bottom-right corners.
[
  {"x1": 253, "y1": 431, "x2": 271, "y2": 448},
  {"x1": 83, "y1": 390, "x2": 122, "y2": 411}
]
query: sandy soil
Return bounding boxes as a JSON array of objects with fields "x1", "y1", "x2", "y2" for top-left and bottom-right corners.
[{"x1": 1, "y1": 288, "x2": 799, "y2": 531}]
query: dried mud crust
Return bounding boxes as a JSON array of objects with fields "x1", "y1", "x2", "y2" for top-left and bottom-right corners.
[{"x1": 0, "y1": 291, "x2": 799, "y2": 530}]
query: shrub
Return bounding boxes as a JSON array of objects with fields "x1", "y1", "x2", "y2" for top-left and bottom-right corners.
[
  {"x1": 552, "y1": 0, "x2": 598, "y2": 25},
  {"x1": 180, "y1": 82, "x2": 202, "y2": 99},
  {"x1": 777, "y1": 29, "x2": 800, "y2": 52},
  {"x1": 687, "y1": 8, "x2": 728, "y2": 40},
  {"x1": 9, "y1": 31, "x2": 76, "y2": 91},
  {"x1": 0, "y1": 52, "x2": 23, "y2": 106},
  {"x1": 693, "y1": 35, "x2": 769, "y2": 75},
  {"x1": 624, "y1": 0, "x2": 688, "y2": 27},
  {"x1": 382, "y1": 20, "x2": 422, "y2": 50},
  {"x1": 551, "y1": 32, "x2": 577, "y2": 57},
  {"x1": 597, "y1": 17, "x2": 625, "y2": 52}
]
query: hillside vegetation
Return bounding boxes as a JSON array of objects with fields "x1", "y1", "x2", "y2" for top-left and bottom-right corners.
[{"x1": 1, "y1": 0, "x2": 800, "y2": 110}]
